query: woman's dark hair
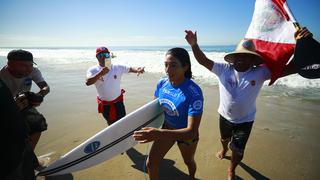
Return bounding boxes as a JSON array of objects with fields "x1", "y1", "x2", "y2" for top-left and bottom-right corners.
[{"x1": 166, "y1": 47, "x2": 192, "y2": 79}]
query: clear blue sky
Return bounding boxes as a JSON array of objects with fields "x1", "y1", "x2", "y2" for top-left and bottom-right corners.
[{"x1": 0, "y1": 0, "x2": 319, "y2": 47}]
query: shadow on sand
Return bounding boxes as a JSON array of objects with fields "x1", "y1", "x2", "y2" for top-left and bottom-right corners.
[
  {"x1": 38, "y1": 147, "x2": 201, "y2": 180},
  {"x1": 126, "y1": 148, "x2": 199, "y2": 180},
  {"x1": 224, "y1": 156, "x2": 270, "y2": 180},
  {"x1": 38, "y1": 173, "x2": 73, "y2": 180}
]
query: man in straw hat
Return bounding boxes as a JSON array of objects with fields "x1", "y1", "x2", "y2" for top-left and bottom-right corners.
[{"x1": 185, "y1": 29, "x2": 311, "y2": 179}]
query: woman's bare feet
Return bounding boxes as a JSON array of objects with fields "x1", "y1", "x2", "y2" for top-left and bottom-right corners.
[{"x1": 215, "y1": 149, "x2": 227, "y2": 159}]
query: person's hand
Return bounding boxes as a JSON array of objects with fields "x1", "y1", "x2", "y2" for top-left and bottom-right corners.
[
  {"x1": 185, "y1": 30, "x2": 198, "y2": 46},
  {"x1": 295, "y1": 27, "x2": 313, "y2": 40},
  {"x1": 39, "y1": 86, "x2": 49, "y2": 97},
  {"x1": 133, "y1": 127, "x2": 161, "y2": 143},
  {"x1": 21, "y1": 92, "x2": 43, "y2": 107},
  {"x1": 111, "y1": 53, "x2": 117, "y2": 58},
  {"x1": 15, "y1": 94, "x2": 29, "y2": 110},
  {"x1": 99, "y1": 67, "x2": 109, "y2": 76},
  {"x1": 137, "y1": 67, "x2": 145, "y2": 76}
]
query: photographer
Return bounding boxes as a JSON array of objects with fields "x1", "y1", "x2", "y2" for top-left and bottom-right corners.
[
  {"x1": 1, "y1": 79, "x2": 38, "y2": 180},
  {"x1": 0, "y1": 49, "x2": 50, "y2": 153}
]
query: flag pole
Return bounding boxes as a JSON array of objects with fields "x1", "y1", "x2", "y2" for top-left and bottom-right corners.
[{"x1": 282, "y1": 1, "x2": 301, "y2": 30}]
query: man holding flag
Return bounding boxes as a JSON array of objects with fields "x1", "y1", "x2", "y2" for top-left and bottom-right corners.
[
  {"x1": 185, "y1": 0, "x2": 313, "y2": 178},
  {"x1": 185, "y1": 27, "x2": 311, "y2": 180}
]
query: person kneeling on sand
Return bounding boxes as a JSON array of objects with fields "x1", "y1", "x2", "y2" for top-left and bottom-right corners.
[
  {"x1": 185, "y1": 28, "x2": 312, "y2": 179},
  {"x1": 0, "y1": 49, "x2": 50, "y2": 170},
  {"x1": 86, "y1": 46, "x2": 145, "y2": 125}
]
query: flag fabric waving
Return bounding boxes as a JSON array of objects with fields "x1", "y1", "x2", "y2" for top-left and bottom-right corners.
[{"x1": 245, "y1": 0, "x2": 296, "y2": 85}]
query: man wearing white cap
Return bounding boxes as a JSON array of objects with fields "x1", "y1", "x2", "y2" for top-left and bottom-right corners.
[
  {"x1": 86, "y1": 46, "x2": 145, "y2": 125},
  {"x1": 185, "y1": 29, "x2": 311, "y2": 179}
]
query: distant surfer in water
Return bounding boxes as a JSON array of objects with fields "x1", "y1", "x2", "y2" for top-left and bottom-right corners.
[
  {"x1": 185, "y1": 29, "x2": 312, "y2": 180},
  {"x1": 86, "y1": 46, "x2": 145, "y2": 125},
  {"x1": 133, "y1": 47, "x2": 203, "y2": 180}
]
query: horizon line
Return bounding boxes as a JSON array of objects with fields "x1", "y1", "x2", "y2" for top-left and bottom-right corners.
[{"x1": 0, "y1": 44, "x2": 236, "y2": 48}]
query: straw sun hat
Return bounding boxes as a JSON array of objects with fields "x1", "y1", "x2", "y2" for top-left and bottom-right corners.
[{"x1": 224, "y1": 39, "x2": 264, "y2": 65}]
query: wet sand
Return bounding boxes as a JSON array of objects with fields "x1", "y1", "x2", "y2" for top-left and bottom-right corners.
[{"x1": 35, "y1": 64, "x2": 320, "y2": 179}]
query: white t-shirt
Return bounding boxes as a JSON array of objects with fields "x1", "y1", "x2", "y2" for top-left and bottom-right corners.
[
  {"x1": 86, "y1": 64, "x2": 130, "y2": 101},
  {"x1": 0, "y1": 66, "x2": 45, "y2": 97},
  {"x1": 212, "y1": 62, "x2": 271, "y2": 124}
]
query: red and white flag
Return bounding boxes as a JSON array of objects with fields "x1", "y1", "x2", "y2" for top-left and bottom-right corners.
[{"x1": 245, "y1": 0, "x2": 297, "y2": 84}]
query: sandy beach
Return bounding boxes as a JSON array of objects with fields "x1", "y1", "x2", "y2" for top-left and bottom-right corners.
[
  {"x1": 32, "y1": 61, "x2": 320, "y2": 180},
  {"x1": 1, "y1": 0, "x2": 319, "y2": 179}
]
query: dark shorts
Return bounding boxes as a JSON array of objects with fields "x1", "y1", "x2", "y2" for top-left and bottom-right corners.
[
  {"x1": 219, "y1": 115, "x2": 253, "y2": 154},
  {"x1": 102, "y1": 101, "x2": 126, "y2": 125},
  {"x1": 177, "y1": 138, "x2": 199, "y2": 146},
  {"x1": 162, "y1": 123, "x2": 199, "y2": 146},
  {"x1": 22, "y1": 107, "x2": 48, "y2": 135}
]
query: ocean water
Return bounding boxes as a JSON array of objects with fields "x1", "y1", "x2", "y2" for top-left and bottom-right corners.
[{"x1": 1, "y1": 46, "x2": 319, "y2": 101}]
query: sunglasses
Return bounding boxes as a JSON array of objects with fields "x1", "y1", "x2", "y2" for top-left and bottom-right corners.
[{"x1": 97, "y1": 52, "x2": 111, "y2": 59}]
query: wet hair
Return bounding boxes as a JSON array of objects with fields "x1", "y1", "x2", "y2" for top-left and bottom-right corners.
[
  {"x1": 166, "y1": 47, "x2": 192, "y2": 79},
  {"x1": 7, "y1": 49, "x2": 33, "y2": 62}
]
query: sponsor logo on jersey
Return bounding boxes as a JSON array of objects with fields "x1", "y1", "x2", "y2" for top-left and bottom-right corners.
[
  {"x1": 193, "y1": 100, "x2": 203, "y2": 110},
  {"x1": 159, "y1": 98, "x2": 179, "y2": 116}
]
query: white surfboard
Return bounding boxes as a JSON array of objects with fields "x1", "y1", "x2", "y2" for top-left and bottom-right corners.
[{"x1": 38, "y1": 99, "x2": 164, "y2": 176}]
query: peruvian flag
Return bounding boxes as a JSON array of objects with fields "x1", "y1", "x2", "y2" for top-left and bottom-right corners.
[{"x1": 245, "y1": 0, "x2": 297, "y2": 85}]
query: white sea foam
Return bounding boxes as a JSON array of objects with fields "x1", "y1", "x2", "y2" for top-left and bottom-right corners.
[{"x1": 1, "y1": 48, "x2": 320, "y2": 89}]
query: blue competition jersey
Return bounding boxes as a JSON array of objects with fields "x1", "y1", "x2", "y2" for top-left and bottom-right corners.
[{"x1": 154, "y1": 78, "x2": 203, "y2": 129}]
